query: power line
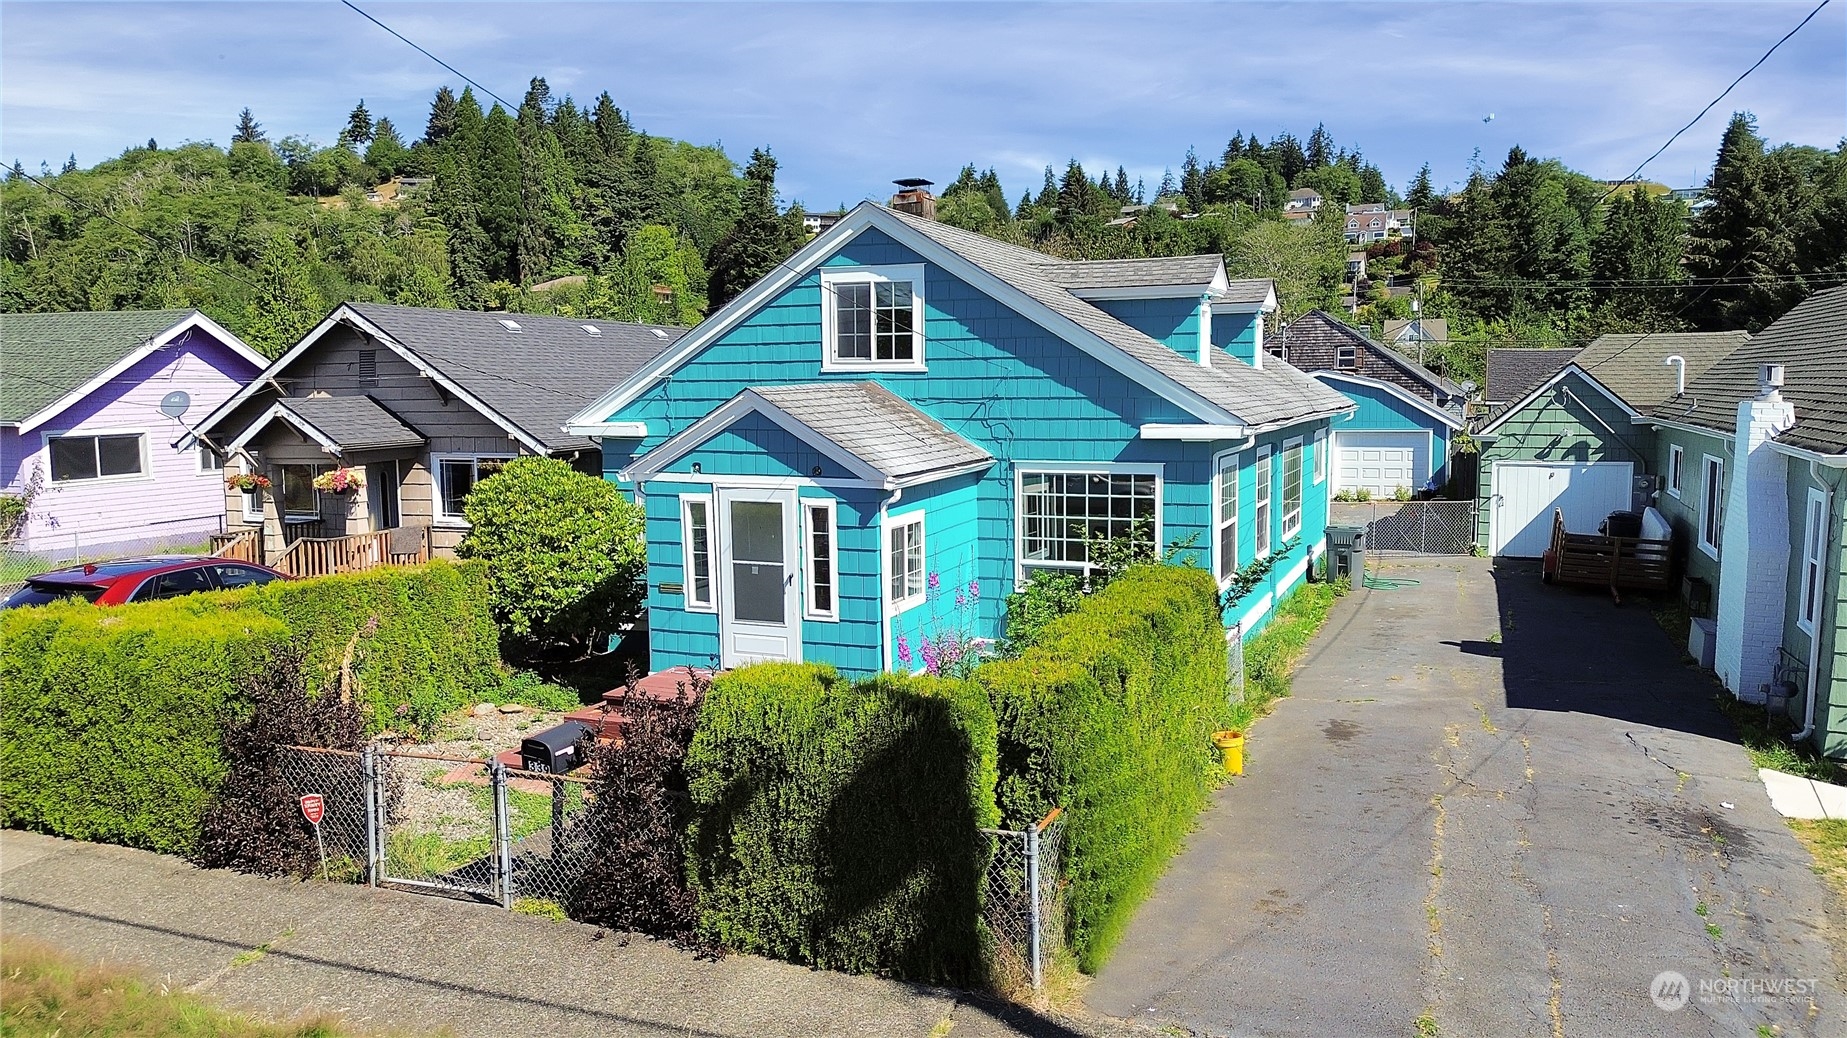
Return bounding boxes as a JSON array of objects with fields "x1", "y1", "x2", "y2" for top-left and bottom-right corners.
[{"x1": 338, "y1": 0, "x2": 516, "y2": 111}]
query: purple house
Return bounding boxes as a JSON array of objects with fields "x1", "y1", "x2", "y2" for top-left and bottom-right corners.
[{"x1": 1, "y1": 309, "x2": 267, "y2": 557}]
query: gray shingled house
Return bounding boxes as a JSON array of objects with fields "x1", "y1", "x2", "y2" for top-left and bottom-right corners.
[{"x1": 185, "y1": 303, "x2": 683, "y2": 560}]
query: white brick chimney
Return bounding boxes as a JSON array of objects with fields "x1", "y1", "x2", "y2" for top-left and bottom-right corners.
[{"x1": 1714, "y1": 364, "x2": 1796, "y2": 701}]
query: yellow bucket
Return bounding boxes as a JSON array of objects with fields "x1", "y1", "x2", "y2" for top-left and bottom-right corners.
[{"x1": 1212, "y1": 730, "x2": 1245, "y2": 776}]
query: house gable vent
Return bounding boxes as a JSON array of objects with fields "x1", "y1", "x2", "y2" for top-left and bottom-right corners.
[{"x1": 358, "y1": 349, "x2": 378, "y2": 385}]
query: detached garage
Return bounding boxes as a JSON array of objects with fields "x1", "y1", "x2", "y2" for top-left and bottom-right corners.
[
  {"x1": 1487, "y1": 461, "x2": 1634, "y2": 557},
  {"x1": 1315, "y1": 371, "x2": 1464, "y2": 500}
]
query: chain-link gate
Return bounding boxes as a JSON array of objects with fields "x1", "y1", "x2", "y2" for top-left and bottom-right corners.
[
  {"x1": 372, "y1": 750, "x2": 506, "y2": 901},
  {"x1": 504, "y1": 768, "x2": 605, "y2": 909},
  {"x1": 1364, "y1": 500, "x2": 1478, "y2": 554},
  {"x1": 981, "y1": 808, "x2": 1067, "y2": 992}
]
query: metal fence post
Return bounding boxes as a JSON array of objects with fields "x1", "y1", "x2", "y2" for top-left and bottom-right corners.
[
  {"x1": 492, "y1": 761, "x2": 513, "y2": 908},
  {"x1": 362, "y1": 745, "x2": 378, "y2": 887},
  {"x1": 1027, "y1": 823, "x2": 1043, "y2": 992}
]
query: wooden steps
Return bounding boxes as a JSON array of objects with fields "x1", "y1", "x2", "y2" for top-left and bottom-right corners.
[{"x1": 562, "y1": 667, "x2": 709, "y2": 745}]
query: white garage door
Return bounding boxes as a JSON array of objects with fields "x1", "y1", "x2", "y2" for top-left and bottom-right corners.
[
  {"x1": 1337, "y1": 432, "x2": 1428, "y2": 499},
  {"x1": 1491, "y1": 462, "x2": 1634, "y2": 557}
]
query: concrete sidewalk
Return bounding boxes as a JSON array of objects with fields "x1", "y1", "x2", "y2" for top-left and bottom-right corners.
[{"x1": 0, "y1": 830, "x2": 1108, "y2": 1038}]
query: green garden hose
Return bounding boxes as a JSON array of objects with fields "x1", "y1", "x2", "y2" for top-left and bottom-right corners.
[{"x1": 1363, "y1": 574, "x2": 1422, "y2": 591}]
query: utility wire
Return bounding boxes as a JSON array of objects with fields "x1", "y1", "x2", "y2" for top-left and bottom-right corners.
[{"x1": 339, "y1": 0, "x2": 516, "y2": 111}]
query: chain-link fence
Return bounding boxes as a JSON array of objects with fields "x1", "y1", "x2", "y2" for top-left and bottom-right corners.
[
  {"x1": 1, "y1": 528, "x2": 234, "y2": 600},
  {"x1": 271, "y1": 746, "x2": 378, "y2": 883},
  {"x1": 981, "y1": 808, "x2": 1067, "y2": 993},
  {"x1": 1363, "y1": 500, "x2": 1479, "y2": 554},
  {"x1": 504, "y1": 767, "x2": 604, "y2": 910}
]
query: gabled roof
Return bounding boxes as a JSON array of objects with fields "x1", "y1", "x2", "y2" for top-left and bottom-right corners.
[
  {"x1": 573, "y1": 203, "x2": 1352, "y2": 434},
  {"x1": 622, "y1": 382, "x2": 993, "y2": 489},
  {"x1": 1573, "y1": 329, "x2": 1751, "y2": 412},
  {"x1": 1476, "y1": 363, "x2": 1637, "y2": 438},
  {"x1": 0, "y1": 309, "x2": 265, "y2": 429},
  {"x1": 1212, "y1": 279, "x2": 1278, "y2": 308},
  {"x1": 193, "y1": 304, "x2": 685, "y2": 454},
  {"x1": 228, "y1": 395, "x2": 426, "y2": 455},
  {"x1": 1043, "y1": 255, "x2": 1225, "y2": 293},
  {"x1": 1486, "y1": 348, "x2": 1579, "y2": 404},
  {"x1": 1649, "y1": 287, "x2": 1847, "y2": 456},
  {"x1": 1279, "y1": 310, "x2": 1466, "y2": 400},
  {"x1": 1311, "y1": 371, "x2": 1466, "y2": 431},
  {"x1": 1384, "y1": 318, "x2": 1448, "y2": 343}
]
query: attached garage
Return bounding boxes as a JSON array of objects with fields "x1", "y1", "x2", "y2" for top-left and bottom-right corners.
[
  {"x1": 1336, "y1": 431, "x2": 1429, "y2": 499},
  {"x1": 1488, "y1": 461, "x2": 1634, "y2": 557}
]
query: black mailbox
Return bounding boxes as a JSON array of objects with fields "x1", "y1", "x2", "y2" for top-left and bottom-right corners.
[{"x1": 520, "y1": 720, "x2": 592, "y2": 774}]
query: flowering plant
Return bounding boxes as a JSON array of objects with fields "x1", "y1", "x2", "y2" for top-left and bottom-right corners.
[
  {"x1": 225, "y1": 472, "x2": 271, "y2": 492},
  {"x1": 896, "y1": 572, "x2": 985, "y2": 678},
  {"x1": 312, "y1": 466, "x2": 366, "y2": 494}
]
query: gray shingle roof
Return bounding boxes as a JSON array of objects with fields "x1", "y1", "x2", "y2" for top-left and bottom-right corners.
[
  {"x1": 750, "y1": 382, "x2": 992, "y2": 483},
  {"x1": 1215, "y1": 279, "x2": 1275, "y2": 306},
  {"x1": 1280, "y1": 310, "x2": 1468, "y2": 400},
  {"x1": 1650, "y1": 287, "x2": 1847, "y2": 455},
  {"x1": 347, "y1": 303, "x2": 684, "y2": 452},
  {"x1": 1043, "y1": 255, "x2": 1225, "y2": 291},
  {"x1": 882, "y1": 206, "x2": 1352, "y2": 429},
  {"x1": 1574, "y1": 329, "x2": 1751, "y2": 412},
  {"x1": 1486, "y1": 348, "x2": 1580, "y2": 404},
  {"x1": 279, "y1": 395, "x2": 425, "y2": 452},
  {"x1": 1, "y1": 309, "x2": 196, "y2": 423}
]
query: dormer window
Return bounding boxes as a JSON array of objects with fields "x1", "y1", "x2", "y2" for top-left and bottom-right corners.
[{"x1": 822, "y1": 264, "x2": 925, "y2": 371}]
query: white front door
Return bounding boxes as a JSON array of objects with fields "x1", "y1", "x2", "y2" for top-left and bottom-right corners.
[
  {"x1": 1490, "y1": 461, "x2": 1634, "y2": 557},
  {"x1": 716, "y1": 486, "x2": 800, "y2": 668}
]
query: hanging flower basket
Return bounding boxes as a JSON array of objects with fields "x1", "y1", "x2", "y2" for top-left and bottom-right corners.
[
  {"x1": 313, "y1": 467, "x2": 367, "y2": 494},
  {"x1": 225, "y1": 472, "x2": 271, "y2": 492}
]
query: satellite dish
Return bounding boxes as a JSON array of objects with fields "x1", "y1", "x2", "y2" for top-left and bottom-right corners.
[{"x1": 159, "y1": 391, "x2": 191, "y2": 419}]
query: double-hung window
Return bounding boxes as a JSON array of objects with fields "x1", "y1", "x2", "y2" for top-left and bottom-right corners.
[
  {"x1": 1313, "y1": 430, "x2": 1327, "y2": 484},
  {"x1": 434, "y1": 455, "x2": 512, "y2": 526},
  {"x1": 1799, "y1": 489, "x2": 1826, "y2": 634},
  {"x1": 821, "y1": 265, "x2": 925, "y2": 370},
  {"x1": 1214, "y1": 452, "x2": 1240, "y2": 585},
  {"x1": 1253, "y1": 447, "x2": 1274, "y2": 558},
  {"x1": 1336, "y1": 344, "x2": 1358, "y2": 370},
  {"x1": 197, "y1": 446, "x2": 224, "y2": 474},
  {"x1": 887, "y1": 513, "x2": 926, "y2": 612},
  {"x1": 805, "y1": 500, "x2": 838, "y2": 621},
  {"x1": 1281, "y1": 438, "x2": 1304, "y2": 539},
  {"x1": 682, "y1": 495, "x2": 714, "y2": 611},
  {"x1": 1018, "y1": 467, "x2": 1160, "y2": 577},
  {"x1": 1698, "y1": 456, "x2": 1724, "y2": 558},
  {"x1": 47, "y1": 432, "x2": 144, "y2": 483},
  {"x1": 1667, "y1": 445, "x2": 1684, "y2": 498}
]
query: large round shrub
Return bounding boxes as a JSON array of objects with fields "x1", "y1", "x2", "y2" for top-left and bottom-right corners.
[{"x1": 457, "y1": 457, "x2": 645, "y2": 655}]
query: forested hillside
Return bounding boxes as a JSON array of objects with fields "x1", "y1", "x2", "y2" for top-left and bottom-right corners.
[{"x1": 0, "y1": 77, "x2": 804, "y2": 356}]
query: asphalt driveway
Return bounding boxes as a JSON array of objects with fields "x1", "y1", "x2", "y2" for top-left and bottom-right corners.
[{"x1": 1087, "y1": 556, "x2": 1844, "y2": 1037}]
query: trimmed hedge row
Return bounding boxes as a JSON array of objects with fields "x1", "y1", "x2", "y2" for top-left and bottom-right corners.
[
  {"x1": 685, "y1": 663, "x2": 998, "y2": 983},
  {"x1": 974, "y1": 564, "x2": 1230, "y2": 972},
  {"x1": 0, "y1": 561, "x2": 501, "y2": 854}
]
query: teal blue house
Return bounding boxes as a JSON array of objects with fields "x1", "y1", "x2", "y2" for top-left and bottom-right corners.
[{"x1": 566, "y1": 203, "x2": 1353, "y2": 676}]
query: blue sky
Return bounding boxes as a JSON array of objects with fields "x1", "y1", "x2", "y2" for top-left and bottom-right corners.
[{"x1": 3, "y1": 1, "x2": 1842, "y2": 207}]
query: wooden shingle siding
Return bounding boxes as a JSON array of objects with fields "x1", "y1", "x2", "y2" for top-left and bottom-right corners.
[
  {"x1": 1475, "y1": 371, "x2": 1654, "y2": 548},
  {"x1": 1330, "y1": 380, "x2": 1453, "y2": 488},
  {"x1": 1091, "y1": 297, "x2": 1201, "y2": 356},
  {"x1": 800, "y1": 486, "x2": 884, "y2": 674},
  {"x1": 1822, "y1": 500, "x2": 1847, "y2": 759},
  {"x1": 887, "y1": 473, "x2": 986, "y2": 671},
  {"x1": 660, "y1": 413, "x2": 853, "y2": 481}
]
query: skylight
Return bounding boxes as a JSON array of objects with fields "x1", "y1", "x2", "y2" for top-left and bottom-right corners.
[
  {"x1": 497, "y1": 319, "x2": 521, "y2": 333},
  {"x1": 650, "y1": 328, "x2": 669, "y2": 339},
  {"x1": 581, "y1": 324, "x2": 602, "y2": 336}
]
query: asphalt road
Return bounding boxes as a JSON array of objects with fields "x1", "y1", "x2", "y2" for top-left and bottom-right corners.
[{"x1": 1087, "y1": 556, "x2": 1844, "y2": 1037}]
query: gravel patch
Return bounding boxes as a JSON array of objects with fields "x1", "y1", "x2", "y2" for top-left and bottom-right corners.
[{"x1": 378, "y1": 703, "x2": 569, "y2": 835}]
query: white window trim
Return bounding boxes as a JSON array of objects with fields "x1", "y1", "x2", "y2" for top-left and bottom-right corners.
[
  {"x1": 239, "y1": 458, "x2": 264, "y2": 523},
  {"x1": 197, "y1": 444, "x2": 225, "y2": 475},
  {"x1": 1336, "y1": 344, "x2": 1358, "y2": 370},
  {"x1": 1798, "y1": 488, "x2": 1826, "y2": 636},
  {"x1": 1011, "y1": 462, "x2": 1166, "y2": 583},
  {"x1": 1698, "y1": 455, "x2": 1724, "y2": 560},
  {"x1": 1313, "y1": 429, "x2": 1327, "y2": 485},
  {"x1": 41, "y1": 428, "x2": 151, "y2": 486},
  {"x1": 681, "y1": 493, "x2": 715, "y2": 613},
  {"x1": 1667, "y1": 444, "x2": 1684, "y2": 499},
  {"x1": 432, "y1": 453, "x2": 514, "y2": 528},
  {"x1": 887, "y1": 510, "x2": 927, "y2": 614},
  {"x1": 1253, "y1": 445, "x2": 1274, "y2": 560},
  {"x1": 1281, "y1": 436, "x2": 1304, "y2": 540},
  {"x1": 803, "y1": 498, "x2": 839, "y2": 622},
  {"x1": 1212, "y1": 448, "x2": 1241, "y2": 589},
  {"x1": 819, "y1": 263, "x2": 927, "y2": 373}
]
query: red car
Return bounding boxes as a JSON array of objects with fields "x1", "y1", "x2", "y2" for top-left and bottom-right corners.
[{"x1": 1, "y1": 556, "x2": 290, "y2": 609}]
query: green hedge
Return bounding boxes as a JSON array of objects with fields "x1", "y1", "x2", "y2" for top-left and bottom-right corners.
[
  {"x1": 685, "y1": 663, "x2": 998, "y2": 982},
  {"x1": 0, "y1": 560, "x2": 502, "y2": 854},
  {"x1": 974, "y1": 563, "x2": 1229, "y2": 972}
]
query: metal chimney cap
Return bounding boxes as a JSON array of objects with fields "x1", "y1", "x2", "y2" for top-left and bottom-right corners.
[
  {"x1": 893, "y1": 177, "x2": 935, "y2": 189},
  {"x1": 1761, "y1": 363, "x2": 1787, "y2": 389}
]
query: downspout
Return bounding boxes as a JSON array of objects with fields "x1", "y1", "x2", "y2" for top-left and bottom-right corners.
[
  {"x1": 879, "y1": 486, "x2": 903, "y2": 673},
  {"x1": 1794, "y1": 459, "x2": 1840, "y2": 743}
]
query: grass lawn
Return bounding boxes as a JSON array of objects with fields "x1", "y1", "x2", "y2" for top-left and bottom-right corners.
[
  {"x1": 1, "y1": 938, "x2": 426, "y2": 1037},
  {"x1": 1230, "y1": 577, "x2": 1350, "y2": 730},
  {"x1": 1787, "y1": 819, "x2": 1847, "y2": 975}
]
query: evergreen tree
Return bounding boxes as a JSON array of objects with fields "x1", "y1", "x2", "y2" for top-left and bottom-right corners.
[
  {"x1": 1156, "y1": 167, "x2": 1175, "y2": 200},
  {"x1": 1133, "y1": 177, "x2": 1146, "y2": 205},
  {"x1": 976, "y1": 168, "x2": 1008, "y2": 220},
  {"x1": 1405, "y1": 163, "x2": 1436, "y2": 213},
  {"x1": 342, "y1": 100, "x2": 374, "y2": 149},
  {"x1": 1591, "y1": 187, "x2": 1687, "y2": 322},
  {"x1": 60, "y1": 154, "x2": 77, "y2": 175},
  {"x1": 706, "y1": 148, "x2": 795, "y2": 309},
  {"x1": 1035, "y1": 165, "x2": 1058, "y2": 208},
  {"x1": 1686, "y1": 112, "x2": 1807, "y2": 329},
  {"x1": 364, "y1": 118, "x2": 408, "y2": 179},
  {"x1": 1112, "y1": 166, "x2": 1131, "y2": 204},
  {"x1": 242, "y1": 231, "x2": 325, "y2": 357},
  {"x1": 431, "y1": 146, "x2": 492, "y2": 306},
  {"x1": 232, "y1": 107, "x2": 265, "y2": 144},
  {"x1": 1221, "y1": 133, "x2": 1245, "y2": 167},
  {"x1": 1015, "y1": 191, "x2": 1033, "y2": 221},
  {"x1": 1272, "y1": 132, "x2": 1307, "y2": 185},
  {"x1": 1057, "y1": 159, "x2": 1096, "y2": 219},
  {"x1": 475, "y1": 105, "x2": 524, "y2": 282},
  {"x1": 8, "y1": 160, "x2": 23, "y2": 180},
  {"x1": 424, "y1": 87, "x2": 459, "y2": 146},
  {"x1": 1306, "y1": 123, "x2": 1334, "y2": 169},
  {"x1": 1180, "y1": 147, "x2": 1205, "y2": 211}
]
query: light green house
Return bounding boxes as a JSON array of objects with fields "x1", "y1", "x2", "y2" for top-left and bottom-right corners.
[
  {"x1": 1473, "y1": 331, "x2": 1748, "y2": 556},
  {"x1": 1643, "y1": 287, "x2": 1847, "y2": 758}
]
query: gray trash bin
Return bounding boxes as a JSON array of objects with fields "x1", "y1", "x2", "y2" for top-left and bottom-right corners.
[{"x1": 1326, "y1": 526, "x2": 1366, "y2": 584}]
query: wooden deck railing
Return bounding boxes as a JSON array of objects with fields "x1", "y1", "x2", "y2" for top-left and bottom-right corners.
[
  {"x1": 208, "y1": 530, "x2": 262, "y2": 564},
  {"x1": 271, "y1": 525, "x2": 432, "y2": 580}
]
